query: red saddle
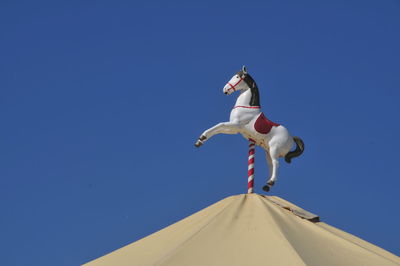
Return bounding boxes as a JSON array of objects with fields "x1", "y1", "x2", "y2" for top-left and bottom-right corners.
[{"x1": 254, "y1": 113, "x2": 280, "y2": 134}]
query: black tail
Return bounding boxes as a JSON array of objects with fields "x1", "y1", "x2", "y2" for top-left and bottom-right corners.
[{"x1": 285, "y1": 136, "x2": 304, "y2": 163}]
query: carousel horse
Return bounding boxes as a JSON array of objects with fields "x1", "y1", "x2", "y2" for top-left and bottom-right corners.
[{"x1": 195, "y1": 66, "x2": 304, "y2": 192}]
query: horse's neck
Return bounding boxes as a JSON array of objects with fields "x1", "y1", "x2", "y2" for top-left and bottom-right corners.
[{"x1": 235, "y1": 89, "x2": 253, "y2": 106}]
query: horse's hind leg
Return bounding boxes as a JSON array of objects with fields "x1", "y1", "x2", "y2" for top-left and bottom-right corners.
[
  {"x1": 267, "y1": 146, "x2": 280, "y2": 186},
  {"x1": 265, "y1": 151, "x2": 273, "y2": 182},
  {"x1": 262, "y1": 151, "x2": 273, "y2": 192}
]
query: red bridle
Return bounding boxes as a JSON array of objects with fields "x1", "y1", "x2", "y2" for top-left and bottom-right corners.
[{"x1": 226, "y1": 76, "x2": 243, "y2": 94}]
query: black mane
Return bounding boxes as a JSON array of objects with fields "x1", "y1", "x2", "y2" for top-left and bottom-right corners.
[{"x1": 237, "y1": 71, "x2": 260, "y2": 106}]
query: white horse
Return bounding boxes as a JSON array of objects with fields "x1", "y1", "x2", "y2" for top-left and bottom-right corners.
[{"x1": 195, "y1": 66, "x2": 304, "y2": 192}]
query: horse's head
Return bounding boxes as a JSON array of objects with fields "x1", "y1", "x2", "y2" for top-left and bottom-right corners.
[{"x1": 223, "y1": 66, "x2": 251, "y2": 95}]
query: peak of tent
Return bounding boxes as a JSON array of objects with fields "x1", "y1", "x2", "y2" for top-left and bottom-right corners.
[
  {"x1": 224, "y1": 193, "x2": 320, "y2": 222},
  {"x1": 85, "y1": 193, "x2": 400, "y2": 266}
]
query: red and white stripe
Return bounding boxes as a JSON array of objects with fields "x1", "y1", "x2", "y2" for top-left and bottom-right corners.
[{"x1": 247, "y1": 139, "x2": 256, "y2": 193}]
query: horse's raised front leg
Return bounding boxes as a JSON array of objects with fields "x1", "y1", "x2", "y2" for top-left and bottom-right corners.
[{"x1": 195, "y1": 121, "x2": 240, "y2": 147}]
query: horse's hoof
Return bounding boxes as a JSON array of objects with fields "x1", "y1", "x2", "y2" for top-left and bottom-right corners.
[
  {"x1": 262, "y1": 185, "x2": 270, "y2": 192},
  {"x1": 194, "y1": 140, "x2": 203, "y2": 147},
  {"x1": 267, "y1": 180, "x2": 275, "y2": 186}
]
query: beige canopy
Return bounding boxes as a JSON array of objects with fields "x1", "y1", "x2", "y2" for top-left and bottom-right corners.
[{"x1": 85, "y1": 194, "x2": 399, "y2": 266}]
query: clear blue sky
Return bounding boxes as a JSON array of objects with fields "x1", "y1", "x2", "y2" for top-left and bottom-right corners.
[{"x1": 1, "y1": 1, "x2": 399, "y2": 265}]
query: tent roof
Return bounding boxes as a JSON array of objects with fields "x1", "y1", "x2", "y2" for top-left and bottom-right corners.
[{"x1": 85, "y1": 194, "x2": 399, "y2": 266}]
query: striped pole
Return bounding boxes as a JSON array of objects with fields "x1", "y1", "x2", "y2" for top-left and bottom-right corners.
[{"x1": 247, "y1": 139, "x2": 256, "y2": 193}]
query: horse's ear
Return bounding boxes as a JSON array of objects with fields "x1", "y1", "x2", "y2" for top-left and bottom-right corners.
[{"x1": 242, "y1": 65, "x2": 248, "y2": 74}]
